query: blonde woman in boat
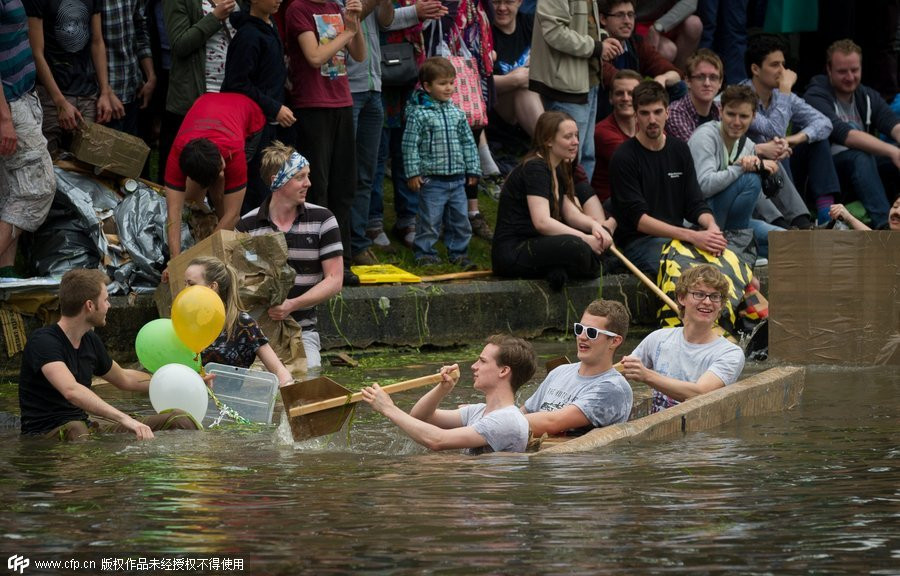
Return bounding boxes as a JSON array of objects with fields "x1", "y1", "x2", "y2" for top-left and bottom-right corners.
[{"x1": 621, "y1": 264, "x2": 745, "y2": 413}]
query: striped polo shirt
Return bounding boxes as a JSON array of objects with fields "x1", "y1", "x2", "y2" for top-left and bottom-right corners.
[
  {"x1": 236, "y1": 198, "x2": 343, "y2": 329},
  {"x1": 0, "y1": 0, "x2": 36, "y2": 102}
]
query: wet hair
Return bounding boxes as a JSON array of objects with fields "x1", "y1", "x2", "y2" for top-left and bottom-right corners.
[
  {"x1": 674, "y1": 264, "x2": 730, "y2": 315},
  {"x1": 59, "y1": 269, "x2": 109, "y2": 317},
  {"x1": 179, "y1": 138, "x2": 222, "y2": 188},
  {"x1": 631, "y1": 79, "x2": 669, "y2": 109},
  {"x1": 259, "y1": 140, "x2": 296, "y2": 188},
  {"x1": 583, "y1": 299, "x2": 630, "y2": 341},
  {"x1": 744, "y1": 33, "x2": 787, "y2": 78},
  {"x1": 685, "y1": 48, "x2": 724, "y2": 78},
  {"x1": 523, "y1": 110, "x2": 577, "y2": 219},
  {"x1": 420, "y1": 57, "x2": 456, "y2": 85},
  {"x1": 485, "y1": 334, "x2": 537, "y2": 393},
  {"x1": 826, "y1": 38, "x2": 863, "y2": 66},
  {"x1": 188, "y1": 256, "x2": 244, "y2": 340},
  {"x1": 720, "y1": 84, "x2": 759, "y2": 111}
]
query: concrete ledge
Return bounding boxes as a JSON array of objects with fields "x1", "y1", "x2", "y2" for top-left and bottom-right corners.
[{"x1": 537, "y1": 365, "x2": 804, "y2": 455}]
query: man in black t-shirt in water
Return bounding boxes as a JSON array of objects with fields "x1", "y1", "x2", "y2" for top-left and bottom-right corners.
[
  {"x1": 610, "y1": 80, "x2": 727, "y2": 277},
  {"x1": 18, "y1": 269, "x2": 200, "y2": 441}
]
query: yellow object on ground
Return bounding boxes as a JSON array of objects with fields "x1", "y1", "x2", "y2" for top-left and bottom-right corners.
[{"x1": 351, "y1": 265, "x2": 421, "y2": 284}]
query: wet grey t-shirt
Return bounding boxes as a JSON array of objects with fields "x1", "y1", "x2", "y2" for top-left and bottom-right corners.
[
  {"x1": 458, "y1": 403, "x2": 529, "y2": 454},
  {"x1": 524, "y1": 363, "x2": 633, "y2": 433},
  {"x1": 629, "y1": 327, "x2": 745, "y2": 412}
]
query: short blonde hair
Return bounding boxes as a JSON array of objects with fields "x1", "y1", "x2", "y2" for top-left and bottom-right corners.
[
  {"x1": 259, "y1": 140, "x2": 297, "y2": 187},
  {"x1": 674, "y1": 264, "x2": 730, "y2": 314}
]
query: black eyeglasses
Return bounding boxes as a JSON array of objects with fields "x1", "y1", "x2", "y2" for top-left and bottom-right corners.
[
  {"x1": 574, "y1": 323, "x2": 619, "y2": 340},
  {"x1": 688, "y1": 291, "x2": 724, "y2": 303},
  {"x1": 605, "y1": 10, "x2": 635, "y2": 19}
]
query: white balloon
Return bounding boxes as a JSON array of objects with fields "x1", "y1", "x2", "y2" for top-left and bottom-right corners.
[{"x1": 149, "y1": 363, "x2": 207, "y2": 428}]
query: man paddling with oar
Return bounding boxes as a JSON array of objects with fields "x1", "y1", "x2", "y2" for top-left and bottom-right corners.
[
  {"x1": 361, "y1": 335, "x2": 537, "y2": 454},
  {"x1": 523, "y1": 300, "x2": 633, "y2": 437}
]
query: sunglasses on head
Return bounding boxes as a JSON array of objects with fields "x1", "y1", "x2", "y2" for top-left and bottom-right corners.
[{"x1": 573, "y1": 322, "x2": 619, "y2": 340}]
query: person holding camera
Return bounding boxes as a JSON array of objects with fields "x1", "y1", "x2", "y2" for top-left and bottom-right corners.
[{"x1": 688, "y1": 85, "x2": 786, "y2": 259}]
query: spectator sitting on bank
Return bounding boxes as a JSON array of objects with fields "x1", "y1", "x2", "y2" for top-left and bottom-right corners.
[
  {"x1": 161, "y1": 0, "x2": 243, "y2": 197},
  {"x1": 163, "y1": 92, "x2": 266, "y2": 260},
  {"x1": 25, "y1": 0, "x2": 118, "y2": 156},
  {"x1": 222, "y1": 0, "x2": 296, "y2": 213},
  {"x1": 592, "y1": 69, "x2": 641, "y2": 202},
  {"x1": 0, "y1": 0, "x2": 55, "y2": 279},
  {"x1": 523, "y1": 299, "x2": 632, "y2": 437},
  {"x1": 598, "y1": 0, "x2": 685, "y2": 119},
  {"x1": 491, "y1": 0, "x2": 542, "y2": 138},
  {"x1": 18, "y1": 269, "x2": 202, "y2": 441},
  {"x1": 609, "y1": 80, "x2": 726, "y2": 278},
  {"x1": 362, "y1": 335, "x2": 537, "y2": 454},
  {"x1": 492, "y1": 111, "x2": 613, "y2": 291},
  {"x1": 688, "y1": 84, "x2": 785, "y2": 259},
  {"x1": 236, "y1": 142, "x2": 343, "y2": 370},
  {"x1": 635, "y1": 0, "x2": 702, "y2": 71},
  {"x1": 829, "y1": 197, "x2": 900, "y2": 231},
  {"x1": 666, "y1": 48, "x2": 723, "y2": 142},
  {"x1": 740, "y1": 34, "x2": 834, "y2": 228},
  {"x1": 401, "y1": 57, "x2": 481, "y2": 269},
  {"x1": 183, "y1": 256, "x2": 294, "y2": 386},
  {"x1": 286, "y1": 0, "x2": 366, "y2": 287},
  {"x1": 621, "y1": 264, "x2": 745, "y2": 413},
  {"x1": 803, "y1": 39, "x2": 900, "y2": 230}
]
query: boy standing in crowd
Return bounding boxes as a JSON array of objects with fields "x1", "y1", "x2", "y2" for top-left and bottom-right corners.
[{"x1": 402, "y1": 57, "x2": 480, "y2": 269}]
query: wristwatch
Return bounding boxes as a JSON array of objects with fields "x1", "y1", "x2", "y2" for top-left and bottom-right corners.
[{"x1": 653, "y1": 22, "x2": 664, "y2": 33}]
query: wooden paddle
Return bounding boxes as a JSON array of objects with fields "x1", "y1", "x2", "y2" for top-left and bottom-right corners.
[
  {"x1": 280, "y1": 368, "x2": 460, "y2": 442},
  {"x1": 608, "y1": 244, "x2": 680, "y2": 312}
]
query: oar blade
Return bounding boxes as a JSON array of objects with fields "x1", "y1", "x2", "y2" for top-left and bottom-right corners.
[{"x1": 280, "y1": 376, "x2": 355, "y2": 442}]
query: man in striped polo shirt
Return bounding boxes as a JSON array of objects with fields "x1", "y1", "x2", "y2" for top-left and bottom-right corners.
[
  {"x1": 236, "y1": 142, "x2": 344, "y2": 370},
  {"x1": 0, "y1": 0, "x2": 55, "y2": 278}
]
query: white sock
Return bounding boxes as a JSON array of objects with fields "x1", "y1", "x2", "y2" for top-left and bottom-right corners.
[
  {"x1": 478, "y1": 143, "x2": 500, "y2": 176},
  {"x1": 468, "y1": 210, "x2": 480, "y2": 219}
]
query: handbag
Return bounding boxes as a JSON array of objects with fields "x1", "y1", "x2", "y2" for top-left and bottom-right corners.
[
  {"x1": 380, "y1": 42, "x2": 418, "y2": 87},
  {"x1": 434, "y1": 20, "x2": 488, "y2": 129}
]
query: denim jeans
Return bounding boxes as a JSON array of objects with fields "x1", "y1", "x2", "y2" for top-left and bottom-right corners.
[
  {"x1": 620, "y1": 235, "x2": 671, "y2": 279},
  {"x1": 545, "y1": 85, "x2": 598, "y2": 181},
  {"x1": 707, "y1": 172, "x2": 759, "y2": 230},
  {"x1": 785, "y1": 138, "x2": 841, "y2": 204},
  {"x1": 748, "y1": 217, "x2": 782, "y2": 258},
  {"x1": 697, "y1": 0, "x2": 749, "y2": 84},
  {"x1": 372, "y1": 125, "x2": 417, "y2": 230},
  {"x1": 414, "y1": 176, "x2": 471, "y2": 260},
  {"x1": 833, "y1": 148, "x2": 893, "y2": 228},
  {"x1": 351, "y1": 91, "x2": 384, "y2": 254}
]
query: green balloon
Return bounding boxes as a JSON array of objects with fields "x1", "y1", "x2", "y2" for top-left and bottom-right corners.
[{"x1": 135, "y1": 318, "x2": 201, "y2": 373}]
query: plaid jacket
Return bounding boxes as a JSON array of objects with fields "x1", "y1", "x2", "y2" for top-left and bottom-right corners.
[
  {"x1": 101, "y1": 0, "x2": 152, "y2": 103},
  {"x1": 401, "y1": 89, "x2": 480, "y2": 179}
]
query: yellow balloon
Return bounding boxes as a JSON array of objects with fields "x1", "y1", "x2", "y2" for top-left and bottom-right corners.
[{"x1": 171, "y1": 285, "x2": 226, "y2": 353}]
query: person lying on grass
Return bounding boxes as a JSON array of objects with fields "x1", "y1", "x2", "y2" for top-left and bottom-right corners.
[{"x1": 361, "y1": 335, "x2": 537, "y2": 454}]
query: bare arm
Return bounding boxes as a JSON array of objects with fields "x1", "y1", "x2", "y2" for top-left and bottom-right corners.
[
  {"x1": 408, "y1": 365, "x2": 464, "y2": 428},
  {"x1": 165, "y1": 188, "x2": 185, "y2": 258},
  {"x1": 90, "y1": 13, "x2": 117, "y2": 122},
  {"x1": 28, "y1": 18, "x2": 85, "y2": 130},
  {"x1": 844, "y1": 129, "x2": 900, "y2": 168},
  {"x1": 0, "y1": 90, "x2": 15, "y2": 156},
  {"x1": 523, "y1": 404, "x2": 590, "y2": 436},
  {"x1": 526, "y1": 195, "x2": 604, "y2": 253},
  {"x1": 43, "y1": 361, "x2": 154, "y2": 439},
  {"x1": 102, "y1": 361, "x2": 151, "y2": 393},
  {"x1": 255, "y1": 344, "x2": 294, "y2": 386},
  {"x1": 620, "y1": 354, "x2": 725, "y2": 402},
  {"x1": 636, "y1": 213, "x2": 726, "y2": 255}
]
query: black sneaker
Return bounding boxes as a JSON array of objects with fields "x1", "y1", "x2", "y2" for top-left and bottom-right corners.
[
  {"x1": 450, "y1": 256, "x2": 478, "y2": 271},
  {"x1": 343, "y1": 268, "x2": 360, "y2": 287}
]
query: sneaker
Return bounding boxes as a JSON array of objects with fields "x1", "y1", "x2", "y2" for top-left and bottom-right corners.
[
  {"x1": 415, "y1": 255, "x2": 442, "y2": 266},
  {"x1": 754, "y1": 257, "x2": 768, "y2": 267},
  {"x1": 450, "y1": 256, "x2": 478, "y2": 271},
  {"x1": 469, "y1": 213, "x2": 493, "y2": 242},
  {"x1": 366, "y1": 228, "x2": 390, "y2": 247},
  {"x1": 393, "y1": 225, "x2": 416, "y2": 249},
  {"x1": 343, "y1": 268, "x2": 361, "y2": 287},
  {"x1": 352, "y1": 248, "x2": 378, "y2": 266}
]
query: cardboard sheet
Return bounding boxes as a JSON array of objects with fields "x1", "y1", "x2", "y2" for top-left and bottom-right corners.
[{"x1": 769, "y1": 231, "x2": 899, "y2": 365}]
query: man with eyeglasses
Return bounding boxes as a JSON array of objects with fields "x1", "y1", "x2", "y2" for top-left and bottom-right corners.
[
  {"x1": 522, "y1": 299, "x2": 633, "y2": 436},
  {"x1": 667, "y1": 49, "x2": 724, "y2": 142},
  {"x1": 621, "y1": 264, "x2": 744, "y2": 413},
  {"x1": 597, "y1": 0, "x2": 683, "y2": 120}
]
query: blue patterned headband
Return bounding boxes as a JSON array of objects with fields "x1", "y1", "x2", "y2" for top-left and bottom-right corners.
[{"x1": 271, "y1": 152, "x2": 309, "y2": 191}]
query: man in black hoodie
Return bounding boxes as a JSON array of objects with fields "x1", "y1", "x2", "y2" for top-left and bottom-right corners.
[{"x1": 804, "y1": 39, "x2": 900, "y2": 229}]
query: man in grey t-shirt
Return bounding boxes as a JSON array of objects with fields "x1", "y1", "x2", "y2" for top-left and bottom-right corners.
[
  {"x1": 523, "y1": 299, "x2": 633, "y2": 436},
  {"x1": 362, "y1": 334, "x2": 537, "y2": 454}
]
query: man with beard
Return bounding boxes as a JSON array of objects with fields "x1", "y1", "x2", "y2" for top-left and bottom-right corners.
[
  {"x1": 609, "y1": 80, "x2": 727, "y2": 277},
  {"x1": 18, "y1": 269, "x2": 201, "y2": 440}
]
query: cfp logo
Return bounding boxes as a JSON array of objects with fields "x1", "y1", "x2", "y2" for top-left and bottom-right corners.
[{"x1": 7, "y1": 556, "x2": 29, "y2": 574}]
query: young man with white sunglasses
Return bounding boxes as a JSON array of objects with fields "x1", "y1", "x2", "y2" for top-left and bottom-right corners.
[
  {"x1": 621, "y1": 264, "x2": 745, "y2": 413},
  {"x1": 522, "y1": 299, "x2": 632, "y2": 436}
]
